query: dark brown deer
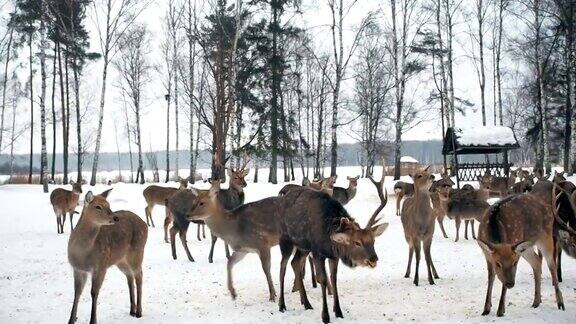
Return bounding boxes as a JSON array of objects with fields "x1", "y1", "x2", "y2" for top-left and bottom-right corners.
[
  {"x1": 50, "y1": 181, "x2": 83, "y2": 234},
  {"x1": 277, "y1": 166, "x2": 388, "y2": 323},
  {"x1": 476, "y1": 191, "x2": 565, "y2": 317},
  {"x1": 508, "y1": 174, "x2": 534, "y2": 194},
  {"x1": 142, "y1": 178, "x2": 188, "y2": 230},
  {"x1": 332, "y1": 176, "x2": 359, "y2": 205},
  {"x1": 184, "y1": 180, "x2": 282, "y2": 301},
  {"x1": 67, "y1": 189, "x2": 148, "y2": 324},
  {"x1": 401, "y1": 166, "x2": 440, "y2": 286}
]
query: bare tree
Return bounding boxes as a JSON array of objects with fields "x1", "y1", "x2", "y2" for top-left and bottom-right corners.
[
  {"x1": 0, "y1": 25, "x2": 13, "y2": 154},
  {"x1": 466, "y1": 0, "x2": 490, "y2": 126},
  {"x1": 89, "y1": 0, "x2": 150, "y2": 186},
  {"x1": 39, "y1": 0, "x2": 49, "y2": 192}
]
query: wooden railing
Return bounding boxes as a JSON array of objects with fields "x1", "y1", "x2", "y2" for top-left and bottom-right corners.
[{"x1": 456, "y1": 162, "x2": 513, "y2": 182}]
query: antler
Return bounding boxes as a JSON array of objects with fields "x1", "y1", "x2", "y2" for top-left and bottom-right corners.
[
  {"x1": 366, "y1": 157, "x2": 388, "y2": 229},
  {"x1": 552, "y1": 183, "x2": 576, "y2": 236},
  {"x1": 240, "y1": 152, "x2": 251, "y2": 171}
]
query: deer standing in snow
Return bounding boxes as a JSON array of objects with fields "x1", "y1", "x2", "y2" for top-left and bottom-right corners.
[{"x1": 50, "y1": 181, "x2": 83, "y2": 233}]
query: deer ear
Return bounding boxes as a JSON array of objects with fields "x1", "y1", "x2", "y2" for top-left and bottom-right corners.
[
  {"x1": 331, "y1": 233, "x2": 351, "y2": 245},
  {"x1": 372, "y1": 223, "x2": 389, "y2": 237},
  {"x1": 513, "y1": 241, "x2": 533, "y2": 254},
  {"x1": 84, "y1": 191, "x2": 94, "y2": 205},
  {"x1": 476, "y1": 239, "x2": 494, "y2": 253},
  {"x1": 99, "y1": 188, "x2": 113, "y2": 199}
]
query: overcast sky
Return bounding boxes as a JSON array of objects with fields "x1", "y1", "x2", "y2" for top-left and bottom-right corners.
[{"x1": 2, "y1": 0, "x2": 522, "y2": 154}]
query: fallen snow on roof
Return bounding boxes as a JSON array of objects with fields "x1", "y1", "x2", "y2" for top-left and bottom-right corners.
[
  {"x1": 455, "y1": 126, "x2": 517, "y2": 146},
  {"x1": 400, "y1": 156, "x2": 419, "y2": 163}
]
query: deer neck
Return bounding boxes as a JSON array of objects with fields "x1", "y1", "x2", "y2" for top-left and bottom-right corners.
[
  {"x1": 230, "y1": 182, "x2": 244, "y2": 194},
  {"x1": 346, "y1": 185, "x2": 357, "y2": 200},
  {"x1": 69, "y1": 213, "x2": 101, "y2": 253},
  {"x1": 205, "y1": 200, "x2": 233, "y2": 228}
]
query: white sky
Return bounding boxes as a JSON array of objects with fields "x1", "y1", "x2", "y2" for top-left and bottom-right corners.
[{"x1": 2, "y1": 0, "x2": 526, "y2": 154}]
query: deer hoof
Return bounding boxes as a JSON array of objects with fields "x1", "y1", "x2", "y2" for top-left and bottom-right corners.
[
  {"x1": 481, "y1": 309, "x2": 490, "y2": 316},
  {"x1": 304, "y1": 302, "x2": 313, "y2": 310},
  {"x1": 279, "y1": 304, "x2": 286, "y2": 312},
  {"x1": 558, "y1": 302, "x2": 565, "y2": 311},
  {"x1": 334, "y1": 308, "x2": 343, "y2": 318}
]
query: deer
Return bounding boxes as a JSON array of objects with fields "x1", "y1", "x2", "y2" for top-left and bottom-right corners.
[
  {"x1": 142, "y1": 178, "x2": 188, "y2": 232},
  {"x1": 67, "y1": 189, "x2": 148, "y2": 324},
  {"x1": 489, "y1": 170, "x2": 517, "y2": 198},
  {"x1": 279, "y1": 175, "x2": 337, "y2": 197},
  {"x1": 438, "y1": 186, "x2": 490, "y2": 242},
  {"x1": 429, "y1": 174, "x2": 455, "y2": 238},
  {"x1": 516, "y1": 167, "x2": 531, "y2": 181},
  {"x1": 182, "y1": 179, "x2": 282, "y2": 301},
  {"x1": 277, "y1": 163, "x2": 388, "y2": 323},
  {"x1": 508, "y1": 176, "x2": 534, "y2": 195},
  {"x1": 476, "y1": 190, "x2": 565, "y2": 317},
  {"x1": 553, "y1": 171, "x2": 566, "y2": 183},
  {"x1": 332, "y1": 176, "x2": 359, "y2": 205},
  {"x1": 50, "y1": 181, "x2": 83, "y2": 234},
  {"x1": 401, "y1": 166, "x2": 441, "y2": 286},
  {"x1": 394, "y1": 181, "x2": 414, "y2": 216}
]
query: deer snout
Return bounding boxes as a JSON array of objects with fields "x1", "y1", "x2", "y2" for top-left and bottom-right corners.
[
  {"x1": 113, "y1": 216, "x2": 120, "y2": 222},
  {"x1": 365, "y1": 256, "x2": 378, "y2": 268}
]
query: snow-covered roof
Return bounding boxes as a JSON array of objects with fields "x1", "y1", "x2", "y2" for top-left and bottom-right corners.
[
  {"x1": 400, "y1": 156, "x2": 419, "y2": 163},
  {"x1": 455, "y1": 126, "x2": 517, "y2": 146},
  {"x1": 442, "y1": 126, "x2": 520, "y2": 155}
]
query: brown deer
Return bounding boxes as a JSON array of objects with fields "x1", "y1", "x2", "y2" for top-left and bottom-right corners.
[
  {"x1": 476, "y1": 191, "x2": 565, "y2": 317},
  {"x1": 394, "y1": 181, "x2": 414, "y2": 216},
  {"x1": 489, "y1": 170, "x2": 517, "y2": 197},
  {"x1": 516, "y1": 167, "x2": 530, "y2": 181},
  {"x1": 142, "y1": 178, "x2": 188, "y2": 231},
  {"x1": 279, "y1": 175, "x2": 337, "y2": 197},
  {"x1": 438, "y1": 186, "x2": 490, "y2": 242},
  {"x1": 67, "y1": 189, "x2": 148, "y2": 324},
  {"x1": 332, "y1": 176, "x2": 359, "y2": 205},
  {"x1": 184, "y1": 179, "x2": 281, "y2": 301},
  {"x1": 401, "y1": 166, "x2": 440, "y2": 286},
  {"x1": 50, "y1": 181, "x2": 83, "y2": 234},
  {"x1": 277, "y1": 165, "x2": 388, "y2": 323},
  {"x1": 553, "y1": 171, "x2": 566, "y2": 183},
  {"x1": 430, "y1": 174, "x2": 455, "y2": 238}
]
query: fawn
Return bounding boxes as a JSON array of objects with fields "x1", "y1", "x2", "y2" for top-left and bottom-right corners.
[
  {"x1": 332, "y1": 176, "x2": 359, "y2": 205},
  {"x1": 50, "y1": 181, "x2": 83, "y2": 234},
  {"x1": 142, "y1": 178, "x2": 188, "y2": 231},
  {"x1": 476, "y1": 190, "x2": 565, "y2": 317},
  {"x1": 67, "y1": 189, "x2": 148, "y2": 324},
  {"x1": 401, "y1": 166, "x2": 440, "y2": 286},
  {"x1": 277, "y1": 166, "x2": 388, "y2": 323}
]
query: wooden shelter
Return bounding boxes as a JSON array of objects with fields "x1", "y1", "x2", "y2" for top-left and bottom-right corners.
[{"x1": 442, "y1": 126, "x2": 520, "y2": 188}]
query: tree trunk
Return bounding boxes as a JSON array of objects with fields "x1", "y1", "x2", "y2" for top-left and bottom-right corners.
[
  {"x1": 57, "y1": 42, "x2": 68, "y2": 184},
  {"x1": 39, "y1": 13, "x2": 49, "y2": 192},
  {"x1": 0, "y1": 27, "x2": 13, "y2": 155},
  {"x1": 477, "y1": 0, "x2": 486, "y2": 126},
  {"x1": 9, "y1": 97, "x2": 16, "y2": 182},
  {"x1": 28, "y1": 32, "x2": 34, "y2": 184},
  {"x1": 268, "y1": 4, "x2": 280, "y2": 184},
  {"x1": 90, "y1": 51, "x2": 109, "y2": 186},
  {"x1": 50, "y1": 43, "x2": 57, "y2": 180},
  {"x1": 73, "y1": 61, "x2": 82, "y2": 183}
]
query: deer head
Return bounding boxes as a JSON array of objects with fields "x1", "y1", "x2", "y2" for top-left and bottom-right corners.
[
  {"x1": 185, "y1": 180, "x2": 220, "y2": 222},
  {"x1": 178, "y1": 178, "x2": 189, "y2": 189},
  {"x1": 346, "y1": 175, "x2": 360, "y2": 188},
  {"x1": 82, "y1": 189, "x2": 118, "y2": 226},
  {"x1": 227, "y1": 154, "x2": 250, "y2": 189},
  {"x1": 553, "y1": 171, "x2": 566, "y2": 183},
  {"x1": 477, "y1": 239, "x2": 533, "y2": 288},
  {"x1": 70, "y1": 181, "x2": 83, "y2": 194},
  {"x1": 478, "y1": 174, "x2": 493, "y2": 191},
  {"x1": 410, "y1": 167, "x2": 435, "y2": 191},
  {"x1": 323, "y1": 175, "x2": 338, "y2": 189}
]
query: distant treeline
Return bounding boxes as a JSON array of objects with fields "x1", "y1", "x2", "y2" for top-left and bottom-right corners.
[{"x1": 1, "y1": 140, "x2": 531, "y2": 175}]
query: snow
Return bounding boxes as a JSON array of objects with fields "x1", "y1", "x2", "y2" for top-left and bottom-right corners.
[
  {"x1": 400, "y1": 156, "x2": 419, "y2": 164},
  {"x1": 1, "y1": 167, "x2": 575, "y2": 323},
  {"x1": 455, "y1": 126, "x2": 517, "y2": 146}
]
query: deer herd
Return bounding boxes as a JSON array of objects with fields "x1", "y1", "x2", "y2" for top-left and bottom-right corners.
[{"x1": 47, "y1": 159, "x2": 576, "y2": 323}]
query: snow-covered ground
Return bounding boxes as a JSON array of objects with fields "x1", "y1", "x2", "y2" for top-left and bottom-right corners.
[{"x1": 1, "y1": 168, "x2": 575, "y2": 323}]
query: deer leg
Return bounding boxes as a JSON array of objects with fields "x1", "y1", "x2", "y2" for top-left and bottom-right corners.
[
  {"x1": 279, "y1": 239, "x2": 294, "y2": 312},
  {"x1": 471, "y1": 220, "x2": 477, "y2": 239},
  {"x1": 424, "y1": 238, "x2": 438, "y2": 283},
  {"x1": 455, "y1": 218, "x2": 461, "y2": 242},
  {"x1": 89, "y1": 268, "x2": 107, "y2": 324},
  {"x1": 556, "y1": 241, "x2": 563, "y2": 283},
  {"x1": 227, "y1": 251, "x2": 247, "y2": 300},
  {"x1": 62, "y1": 213, "x2": 67, "y2": 233},
  {"x1": 312, "y1": 255, "x2": 330, "y2": 323},
  {"x1": 57, "y1": 214, "x2": 62, "y2": 234},
  {"x1": 481, "y1": 257, "x2": 494, "y2": 316},
  {"x1": 68, "y1": 270, "x2": 87, "y2": 324},
  {"x1": 404, "y1": 244, "x2": 413, "y2": 278},
  {"x1": 522, "y1": 249, "x2": 542, "y2": 308},
  {"x1": 196, "y1": 224, "x2": 201, "y2": 241},
  {"x1": 163, "y1": 213, "x2": 172, "y2": 244},
  {"x1": 258, "y1": 249, "x2": 276, "y2": 302},
  {"x1": 125, "y1": 274, "x2": 136, "y2": 316},
  {"x1": 134, "y1": 270, "x2": 143, "y2": 318},
  {"x1": 179, "y1": 228, "x2": 194, "y2": 262},
  {"x1": 225, "y1": 243, "x2": 231, "y2": 259},
  {"x1": 328, "y1": 258, "x2": 343, "y2": 318},
  {"x1": 202, "y1": 224, "x2": 206, "y2": 238},
  {"x1": 291, "y1": 250, "x2": 303, "y2": 293},
  {"x1": 208, "y1": 234, "x2": 217, "y2": 263},
  {"x1": 396, "y1": 193, "x2": 403, "y2": 216},
  {"x1": 294, "y1": 250, "x2": 313, "y2": 309},
  {"x1": 540, "y1": 238, "x2": 565, "y2": 311},
  {"x1": 69, "y1": 211, "x2": 75, "y2": 232},
  {"x1": 170, "y1": 226, "x2": 178, "y2": 260},
  {"x1": 144, "y1": 205, "x2": 152, "y2": 227},
  {"x1": 437, "y1": 215, "x2": 448, "y2": 238},
  {"x1": 309, "y1": 256, "x2": 317, "y2": 288},
  {"x1": 496, "y1": 285, "x2": 507, "y2": 317},
  {"x1": 413, "y1": 241, "x2": 421, "y2": 286},
  {"x1": 464, "y1": 220, "x2": 469, "y2": 240}
]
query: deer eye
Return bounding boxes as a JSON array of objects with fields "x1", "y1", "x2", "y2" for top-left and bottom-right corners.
[
  {"x1": 95, "y1": 205, "x2": 102, "y2": 211},
  {"x1": 199, "y1": 202, "x2": 204, "y2": 206},
  {"x1": 354, "y1": 241, "x2": 362, "y2": 247}
]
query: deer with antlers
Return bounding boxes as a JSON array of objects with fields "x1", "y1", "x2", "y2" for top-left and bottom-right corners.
[
  {"x1": 476, "y1": 187, "x2": 566, "y2": 317},
  {"x1": 67, "y1": 189, "x2": 148, "y2": 324},
  {"x1": 277, "y1": 163, "x2": 388, "y2": 323},
  {"x1": 401, "y1": 166, "x2": 440, "y2": 286},
  {"x1": 50, "y1": 181, "x2": 83, "y2": 234}
]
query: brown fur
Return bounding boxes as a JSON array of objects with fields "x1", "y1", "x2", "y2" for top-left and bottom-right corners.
[
  {"x1": 50, "y1": 181, "x2": 83, "y2": 234},
  {"x1": 429, "y1": 175, "x2": 455, "y2": 238},
  {"x1": 67, "y1": 189, "x2": 148, "y2": 323},
  {"x1": 477, "y1": 193, "x2": 564, "y2": 317},
  {"x1": 331, "y1": 176, "x2": 359, "y2": 205},
  {"x1": 439, "y1": 187, "x2": 489, "y2": 242},
  {"x1": 142, "y1": 178, "x2": 188, "y2": 230},
  {"x1": 401, "y1": 169, "x2": 439, "y2": 286},
  {"x1": 394, "y1": 181, "x2": 414, "y2": 216}
]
